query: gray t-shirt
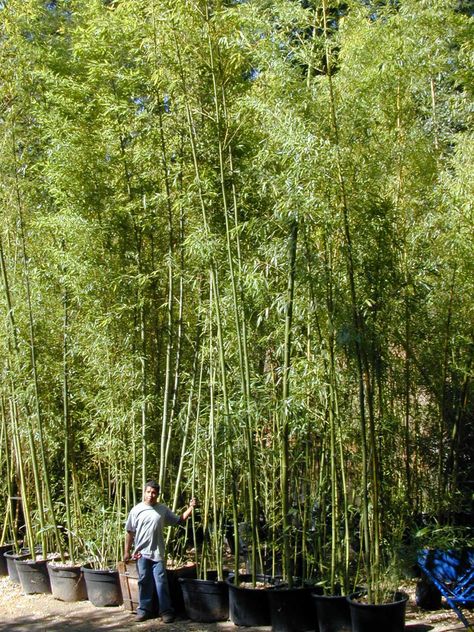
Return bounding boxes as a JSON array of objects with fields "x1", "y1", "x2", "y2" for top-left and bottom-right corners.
[{"x1": 125, "y1": 502, "x2": 180, "y2": 561}]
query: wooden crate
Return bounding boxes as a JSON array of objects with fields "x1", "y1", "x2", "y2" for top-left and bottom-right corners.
[{"x1": 117, "y1": 561, "x2": 139, "y2": 612}]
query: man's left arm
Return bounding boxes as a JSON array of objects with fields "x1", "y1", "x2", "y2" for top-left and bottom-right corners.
[{"x1": 179, "y1": 497, "x2": 197, "y2": 523}]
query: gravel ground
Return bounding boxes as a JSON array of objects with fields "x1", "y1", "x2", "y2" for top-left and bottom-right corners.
[{"x1": 0, "y1": 576, "x2": 469, "y2": 632}]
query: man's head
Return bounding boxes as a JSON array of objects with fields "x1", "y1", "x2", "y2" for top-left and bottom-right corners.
[{"x1": 143, "y1": 479, "x2": 160, "y2": 505}]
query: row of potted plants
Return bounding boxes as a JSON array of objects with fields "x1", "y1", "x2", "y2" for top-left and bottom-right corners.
[
  {"x1": 178, "y1": 570, "x2": 409, "y2": 632},
  {"x1": 1, "y1": 539, "x2": 409, "y2": 632},
  {"x1": 114, "y1": 519, "x2": 470, "y2": 631},
  {"x1": 0, "y1": 545, "x2": 115, "y2": 606},
  {"x1": 0, "y1": 540, "x2": 198, "y2": 611},
  {"x1": 3, "y1": 518, "x2": 472, "y2": 631}
]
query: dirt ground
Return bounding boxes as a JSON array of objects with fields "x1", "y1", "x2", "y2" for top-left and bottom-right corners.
[{"x1": 0, "y1": 576, "x2": 470, "y2": 632}]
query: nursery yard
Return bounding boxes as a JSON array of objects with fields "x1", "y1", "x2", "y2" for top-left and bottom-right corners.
[
  {"x1": 0, "y1": 577, "x2": 468, "y2": 632},
  {"x1": 1, "y1": 3, "x2": 473, "y2": 632}
]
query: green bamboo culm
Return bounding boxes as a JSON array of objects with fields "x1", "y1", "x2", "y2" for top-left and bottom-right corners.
[
  {"x1": 204, "y1": 0, "x2": 259, "y2": 583},
  {"x1": 62, "y1": 248, "x2": 75, "y2": 563},
  {"x1": 280, "y1": 220, "x2": 298, "y2": 587},
  {"x1": 320, "y1": 0, "x2": 374, "y2": 599},
  {"x1": 0, "y1": 397, "x2": 16, "y2": 547}
]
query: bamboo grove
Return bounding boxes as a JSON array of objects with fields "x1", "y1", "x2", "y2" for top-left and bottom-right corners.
[{"x1": 0, "y1": 0, "x2": 473, "y2": 593}]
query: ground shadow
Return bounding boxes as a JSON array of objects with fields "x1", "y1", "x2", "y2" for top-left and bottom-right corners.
[
  {"x1": 0, "y1": 613, "x2": 266, "y2": 632},
  {"x1": 0, "y1": 611, "x2": 135, "y2": 632},
  {"x1": 406, "y1": 625, "x2": 434, "y2": 632}
]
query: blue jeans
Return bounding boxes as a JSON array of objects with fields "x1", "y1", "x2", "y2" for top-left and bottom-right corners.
[{"x1": 137, "y1": 557, "x2": 173, "y2": 617}]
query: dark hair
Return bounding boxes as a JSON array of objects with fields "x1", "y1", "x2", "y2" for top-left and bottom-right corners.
[{"x1": 144, "y1": 479, "x2": 160, "y2": 493}]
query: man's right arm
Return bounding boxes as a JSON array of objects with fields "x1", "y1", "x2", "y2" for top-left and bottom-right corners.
[{"x1": 124, "y1": 530, "x2": 134, "y2": 562}]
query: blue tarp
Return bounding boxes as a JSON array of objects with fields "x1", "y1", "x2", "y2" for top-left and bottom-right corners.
[{"x1": 418, "y1": 548, "x2": 474, "y2": 629}]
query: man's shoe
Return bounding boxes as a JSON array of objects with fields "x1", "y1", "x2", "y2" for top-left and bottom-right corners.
[
  {"x1": 161, "y1": 612, "x2": 175, "y2": 623},
  {"x1": 135, "y1": 612, "x2": 150, "y2": 622}
]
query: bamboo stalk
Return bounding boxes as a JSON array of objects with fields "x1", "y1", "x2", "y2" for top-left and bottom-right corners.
[
  {"x1": 203, "y1": 2, "x2": 259, "y2": 581},
  {"x1": 0, "y1": 231, "x2": 46, "y2": 556},
  {"x1": 321, "y1": 0, "x2": 375, "y2": 597},
  {"x1": 61, "y1": 249, "x2": 75, "y2": 563},
  {"x1": 172, "y1": 19, "x2": 241, "y2": 579},
  {"x1": 281, "y1": 220, "x2": 298, "y2": 587},
  {"x1": 9, "y1": 393, "x2": 36, "y2": 556},
  {"x1": 11, "y1": 123, "x2": 65, "y2": 560},
  {"x1": 0, "y1": 398, "x2": 16, "y2": 545}
]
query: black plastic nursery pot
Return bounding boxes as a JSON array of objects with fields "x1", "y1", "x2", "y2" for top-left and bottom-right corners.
[
  {"x1": 81, "y1": 565, "x2": 123, "y2": 607},
  {"x1": 16, "y1": 558, "x2": 52, "y2": 595},
  {"x1": 226, "y1": 574, "x2": 272, "y2": 627},
  {"x1": 267, "y1": 584, "x2": 316, "y2": 632},
  {"x1": 0, "y1": 543, "x2": 15, "y2": 576},
  {"x1": 4, "y1": 550, "x2": 31, "y2": 584},
  {"x1": 415, "y1": 576, "x2": 442, "y2": 610},
  {"x1": 167, "y1": 563, "x2": 197, "y2": 616},
  {"x1": 179, "y1": 570, "x2": 230, "y2": 622},
  {"x1": 347, "y1": 591, "x2": 409, "y2": 632},
  {"x1": 311, "y1": 592, "x2": 352, "y2": 632},
  {"x1": 47, "y1": 562, "x2": 87, "y2": 602}
]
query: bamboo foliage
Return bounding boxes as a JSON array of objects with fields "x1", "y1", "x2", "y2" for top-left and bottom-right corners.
[{"x1": 0, "y1": 0, "x2": 472, "y2": 587}]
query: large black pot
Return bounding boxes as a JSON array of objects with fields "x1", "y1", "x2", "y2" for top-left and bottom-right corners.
[
  {"x1": 226, "y1": 573, "x2": 272, "y2": 627},
  {"x1": 81, "y1": 565, "x2": 123, "y2": 607},
  {"x1": 16, "y1": 558, "x2": 52, "y2": 594},
  {"x1": 311, "y1": 591, "x2": 352, "y2": 632},
  {"x1": 4, "y1": 550, "x2": 31, "y2": 584},
  {"x1": 179, "y1": 570, "x2": 229, "y2": 622},
  {"x1": 415, "y1": 576, "x2": 442, "y2": 610},
  {"x1": 347, "y1": 591, "x2": 409, "y2": 632},
  {"x1": 0, "y1": 543, "x2": 16, "y2": 576},
  {"x1": 167, "y1": 563, "x2": 197, "y2": 616},
  {"x1": 48, "y1": 562, "x2": 87, "y2": 602},
  {"x1": 267, "y1": 584, "x2": 316, "y2": 632}
]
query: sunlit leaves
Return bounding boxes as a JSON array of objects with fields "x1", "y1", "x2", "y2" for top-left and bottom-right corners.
[{"x1": 0, "y1": 0, "x2": 472, "y2": 566}]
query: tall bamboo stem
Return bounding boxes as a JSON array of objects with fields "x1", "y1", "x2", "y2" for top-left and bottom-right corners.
[
  {"x1": 321, "y1": 0, "x2": 376, "y2": 596},
  {"x1": 203, "y1": 2, "x2": 259, "y2": 580},
  {"x1": 173, "y1": 20, "x2": 240, "y2": 577},
  {"x1": 281, "y1": 220, "x2": 298, "y2": 586}
]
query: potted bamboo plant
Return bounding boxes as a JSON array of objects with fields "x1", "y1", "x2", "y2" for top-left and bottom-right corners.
[
  {"x1": 264, "y1": 220, "x2": 318, "y2": 632},
  {"x1": 6, "y1": 460, "x2": 65, "y2": 594},
  {"x1": 310, "y1": 402, "x2": 358, "y2": 632},
  {"x1": 177, "y1": 406, "x2": 230, "y2": 623},
  {"x1": 47, "y1": 288, "x2": 87, "y2": 602},
  {"x1": 346, "y1": 542, "x2": 409, "y2": 632},
  {"x1": 47, "y1": 518, "x2": 88, "y2": 603},
  {"x1": 80, "y1": 506, "x2": 123, "y2": 607}
]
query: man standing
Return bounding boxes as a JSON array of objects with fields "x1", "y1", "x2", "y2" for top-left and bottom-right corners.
[{"x1": 124, "y1": 479, "x2": 196, "y2": 623}]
